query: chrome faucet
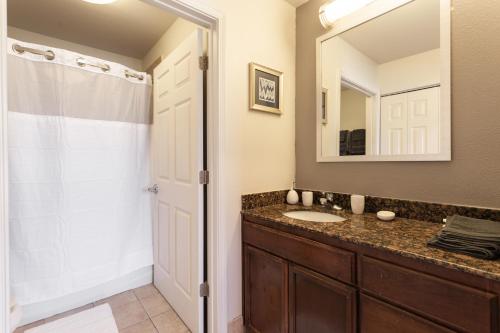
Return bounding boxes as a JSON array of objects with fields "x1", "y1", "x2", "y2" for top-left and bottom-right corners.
[{"x1": 324, "y1": 192, "x2": 343, "y2": 212}]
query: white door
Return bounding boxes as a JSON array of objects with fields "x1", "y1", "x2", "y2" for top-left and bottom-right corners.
[
  {"x1": 152, "y1": 29, "x2": 204, "y2": 333},
  {"x1": 407, "y1": 87, "x2": 440, "y2": 154},
  {"x1": 381, "y1": 93, "x2": 408, "y2": 155}
]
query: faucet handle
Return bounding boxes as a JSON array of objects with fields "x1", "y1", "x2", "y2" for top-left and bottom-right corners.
[
  {"x1": 326, "y1": 192, "x2": 334, "y2": 202},
  {"x1": 333, "y1": 204, "x2": 343, "y2": 211}
]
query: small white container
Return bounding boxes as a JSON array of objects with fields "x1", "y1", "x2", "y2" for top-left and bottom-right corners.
[
  {"x1": 286, "y1": 188, "x2": 299, "y2": 205},
  {"x1": 351, "y1": 195, "x2": 365, "y2": 214},
  {"x1": 302, "y1": 191, "x2": 313, "y2": 207},
  {"x1": 377, "y1": 211, "x2": 396, "y2": 221}
]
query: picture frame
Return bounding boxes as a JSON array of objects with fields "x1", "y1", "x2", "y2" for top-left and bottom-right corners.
[{"x1": 249, "y1": 63, "x2": 283, "y2": 114}]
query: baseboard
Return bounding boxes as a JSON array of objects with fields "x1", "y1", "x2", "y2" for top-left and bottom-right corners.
[
  {"x1": 18, "y1": 266, "x2": 153, "y2": 326},
  {"x1": 228, "y1": 315, "x2": 243, "y2": 333}
]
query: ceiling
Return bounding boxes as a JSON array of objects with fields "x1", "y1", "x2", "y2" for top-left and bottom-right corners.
[
  {"x1": 7, "y1": 0, "x2": 178, "y2": 59},
  {"x1": 285, "y1": 0, "x2": 310, "y2": 8},
  {"x1": 340, "y1": 0, "x2": 440, "y2": 64}
]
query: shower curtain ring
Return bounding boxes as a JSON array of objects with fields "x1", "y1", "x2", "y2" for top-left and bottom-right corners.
[
  {"x1": 12, "y1": 44, "x2": 55, "y2": 61},
  {"x1": 76, "y1": 57, "x2": 111, "y2": 72}
]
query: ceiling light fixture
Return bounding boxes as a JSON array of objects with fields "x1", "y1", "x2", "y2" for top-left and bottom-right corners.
[
  {"x1": 82, "y1": 0, "x2": 117, "y2": 4},
  {"x1": 319, "y1": 0, "x2": 375, "y2": 28}
]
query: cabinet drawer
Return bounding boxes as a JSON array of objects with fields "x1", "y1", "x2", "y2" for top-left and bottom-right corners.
[
  {"x1": 360, "y1": 256, "x2": 498, "y2": 333},
  {"x1": 243, "y1": 221, "x2": 355, "y2": 284},
  {"x1": 360, "y1": 294, "x2": 455, "y2": 333}
]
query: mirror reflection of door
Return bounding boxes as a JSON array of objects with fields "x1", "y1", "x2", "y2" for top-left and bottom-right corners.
[
  {"x1": 339, "y1": 81, "x2": 372, "y2": 156},
  {"x1": 380, "y1": 87, "x2": 440, "y2": 155}
]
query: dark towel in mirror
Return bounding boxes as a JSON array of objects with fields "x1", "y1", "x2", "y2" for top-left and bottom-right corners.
[
  {"x1": 349, "y1": 129, "x2": 365, "y2": 155},
  {"x1": 339, "y1": 130, "x2": 349, "y2": 156}
]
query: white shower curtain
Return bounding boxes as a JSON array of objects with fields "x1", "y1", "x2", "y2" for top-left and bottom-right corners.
[{"x1": 7, "y1": 38, "x2": 153, "y2": 305}]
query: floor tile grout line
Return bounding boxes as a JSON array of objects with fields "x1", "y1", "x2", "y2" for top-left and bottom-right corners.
[
  {"x1": 17, "y1": 285, "x2": 178, "y2": 333},
  {"x1": 134, "y1": 287, "x2": 170, "y2": 332}
]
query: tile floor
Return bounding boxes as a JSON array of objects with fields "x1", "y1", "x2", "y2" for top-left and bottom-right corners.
[{"x1": 15, "y1": 284, "x2": 190, "y2": 333}]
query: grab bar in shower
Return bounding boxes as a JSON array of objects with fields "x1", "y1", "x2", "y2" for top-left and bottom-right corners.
[
  {"x1": 76, "y1": 57, "x2": 110, "y2": 72},
  {"x1": 12, "y1": 43, "x2": 55, "y2": 60},
  {"x1": 124, "y1": 69, "x2": 144, "y2": 81}
]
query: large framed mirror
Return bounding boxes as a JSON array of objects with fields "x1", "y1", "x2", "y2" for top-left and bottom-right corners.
[{"x1": 316, "y1": 0, "x2": 451, "y2": 162}]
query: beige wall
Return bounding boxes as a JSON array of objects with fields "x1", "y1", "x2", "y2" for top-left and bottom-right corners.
[
  {"x1": 340, "y1": 88, "x2": 366, "y2": 131},
  {"x1": 7, "y1": 26, "x2": 142, "y2": 70},
  {"x1": 201, "y1": 0, "x2": 296, "y2": 327},
  {"x1": 378, "y1": 48, "x2": 440, "y2": 94},
  {"x1": 142, "y1": 17, "x2": 198, "y2": 70},
  {"x1": 296, "y1": 0, "x2": 500, "y2": 209}
]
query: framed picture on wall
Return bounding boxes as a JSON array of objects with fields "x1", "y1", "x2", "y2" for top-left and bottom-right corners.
[{"x1": 249, "y1": 63, "x2": 283, "y2": 114}]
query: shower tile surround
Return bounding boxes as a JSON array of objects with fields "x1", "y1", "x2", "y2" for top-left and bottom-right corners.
[{"x1": 241, "y1": 190, "x2": 500, "y2": 223}]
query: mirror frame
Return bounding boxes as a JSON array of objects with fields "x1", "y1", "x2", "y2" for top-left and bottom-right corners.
[{"x1": 316, "y1": 0, "x2": 451, "y2": 162}]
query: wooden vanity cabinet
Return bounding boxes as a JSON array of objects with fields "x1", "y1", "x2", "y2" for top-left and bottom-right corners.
[
  {"x1": 243, "y1": 243, "x2": 356, "y2": 333},
  {"x1": 243, "y1": 245, "x2": 288, "y2": 333},
  {"x1": 242, "y1": 218, "x2": 500, "y2": 333},
  {"x1": 289, "y1": 264, "x2": 356, "y2": 333},
  {"x1": 243, "y1": 221, "x2": 356, "y2": 333},
  {"x1": 359, "y1": 256, "x2": 498, "y2": 333},
  {"x1": 359, "y1": 294, "x2": 455, "y2": 333}
]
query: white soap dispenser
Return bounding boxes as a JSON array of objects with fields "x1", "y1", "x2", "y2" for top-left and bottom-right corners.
[{"x1": 286, "y1": 182, "x2": 299, "y2": 205}]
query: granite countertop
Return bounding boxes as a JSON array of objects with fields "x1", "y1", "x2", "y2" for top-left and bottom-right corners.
[{"x1": 242, "y1": 203, "x2": 500, "y2": 282}]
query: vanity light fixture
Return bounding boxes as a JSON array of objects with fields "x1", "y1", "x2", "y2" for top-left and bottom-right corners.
[
  {"x1": 319, "y1": 0, "x2": 375, "y2": 28},
  {"x1": 82, "y1": 0, "x2": 117, "y2": 4}
]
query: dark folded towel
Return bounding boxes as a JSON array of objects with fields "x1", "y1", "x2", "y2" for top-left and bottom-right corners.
[
  {"x1": 338, "y1": 129, "x2": 366, "y2": 155},
  {"x1": 444, "y1": 215, "x2": 500, "y2": 240},
  {"x1": 339, "y1": 130, "x2": 349, "y2": 156},
  {"x1": 428, "y1": 236, "x2": 499, "y2": 260},
  {"x1": 350, "y1": 129, "x2": 366, "y2": 140},
  {"x1": 427, "y1": 215, "x2": 500, "y2": 260},
  {"x1": 339, "y1": 130, "x2": 349, "y2": 141},
  {"x1": 349, "y1": 147, "x2": 365, "y2": 155},
  {"x1": 348, "y1": 129, "x2": 366, "y2": 155}
]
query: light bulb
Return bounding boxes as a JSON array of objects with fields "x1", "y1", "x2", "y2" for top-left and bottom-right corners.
[
  {"x1": 82, "y1": 0, "x2": 117, "y2": 4},
  {"x1": 319, "y1": 0, "x2": 375, "y2": 28}
]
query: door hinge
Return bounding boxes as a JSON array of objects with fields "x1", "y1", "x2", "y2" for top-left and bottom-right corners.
[
  {"x1": 199, "y1": 56, "x2": 208, "y2": 71},
  {"x1": 199, "y1": 170, "x2": 209, "y2": 185},
  {"x1": 199, "y1": 281, "x2": 209, "y2": 297}
]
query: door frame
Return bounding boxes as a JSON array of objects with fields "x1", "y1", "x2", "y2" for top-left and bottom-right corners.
[{"x1": 0, "y1": 0, "x2": 227, "y2": 332}]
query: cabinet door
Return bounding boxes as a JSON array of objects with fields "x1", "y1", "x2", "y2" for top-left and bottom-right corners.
[
  {"x1": 289, "y1": 264, "x2": 356, "y2": 333},
  {"x1": 360, "y1": 294, "x2": 455, "y2": 333},
  {"x1": 244, "y1": 245, "x2": 288, "y2": 333}
]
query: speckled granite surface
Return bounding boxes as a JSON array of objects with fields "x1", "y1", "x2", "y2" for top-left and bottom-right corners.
[
  {"x1": 242, "y1": 204, "x2": 500, "y2": 281},
  {"x1": 242, "y1": 190, "x2": 500, "y2": 223},
  {"x1": 313, "y1": 191, "x2": 500, "y2": 223},
  {"x1": 241, "y1": 190, "x2": 288, "y2": 210}
]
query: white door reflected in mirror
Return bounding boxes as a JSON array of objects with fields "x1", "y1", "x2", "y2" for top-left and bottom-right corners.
[{"x1": 317, "y1": 0, "x2": 451, "y2": 162}]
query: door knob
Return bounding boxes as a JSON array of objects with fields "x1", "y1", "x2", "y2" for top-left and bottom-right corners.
[{"x1": 147, "y1": 184, "x2": 159, "y2": 194}]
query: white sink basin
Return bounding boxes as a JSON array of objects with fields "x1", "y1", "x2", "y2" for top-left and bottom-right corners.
[{"x1": 283, "y1": 211, "x2": 346, "y2": 223}]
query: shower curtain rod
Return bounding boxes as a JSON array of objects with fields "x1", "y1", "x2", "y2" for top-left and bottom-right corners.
[{"x1": 12, "y1": 42, "x2": 145, "y2": 81}]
